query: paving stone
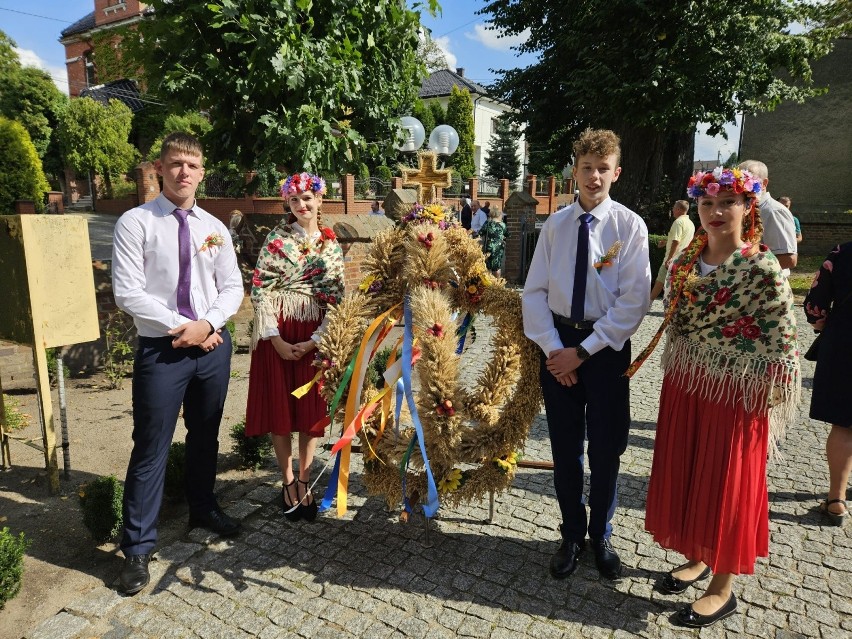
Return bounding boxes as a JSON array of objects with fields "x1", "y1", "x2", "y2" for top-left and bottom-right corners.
[{"x1": 27, "y1": 612, "x2": 91, "y2": 639}]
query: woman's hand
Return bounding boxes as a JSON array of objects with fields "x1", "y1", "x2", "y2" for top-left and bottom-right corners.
[
  {"x1": 270, "y1": 336, "x2": 300, "y2": 360},
  {"x1": 292, "y1": 340, "x2": 317, "y2": 360}
]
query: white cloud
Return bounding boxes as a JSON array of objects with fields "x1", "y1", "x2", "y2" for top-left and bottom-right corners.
[
  {"x1": 465, "y1": 24, "x2": 530, "y2": 51},
  {"x1": 13, "y1": 47, "x2": 69, "y2": 95},
  {"x1": 433, "y1": 35, "x2": 457, "y2": 70}
]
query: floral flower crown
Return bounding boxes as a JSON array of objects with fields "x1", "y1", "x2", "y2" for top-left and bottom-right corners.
[
  {"x1": 687, "y1": 166, "x2": 762, "y2": 199},
  {"x1": 280, "y1": 172, "x2": 326, "y2": 197}
]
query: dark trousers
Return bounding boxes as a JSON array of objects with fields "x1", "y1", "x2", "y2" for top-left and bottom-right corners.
[
  {"x1": 121, "y1": 332, "x2": 232, "y2": 555},
  {"x1": 541, "y1": 325, "x2": 630, "y2": 543}
]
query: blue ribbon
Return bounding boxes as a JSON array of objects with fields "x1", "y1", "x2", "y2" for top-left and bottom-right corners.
[
  {"x1": 455, "y1": 312, "x2": 473, "y2": 354},
  {"x1": 318, "y1": 452, "x2": 341, "y2": 512},
  {"x1": 401, "y1": 295, "x2": 440, "y2": 518}
]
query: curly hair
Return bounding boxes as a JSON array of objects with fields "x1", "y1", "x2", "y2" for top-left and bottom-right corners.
[{"x1": 573, "y1": 128, "x2": 621, "y2": 165}]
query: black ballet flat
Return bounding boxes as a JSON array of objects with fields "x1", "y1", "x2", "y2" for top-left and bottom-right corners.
[
  {"x1": 675, "y1": 593, "x2": 737, "y2": 628},
  {"x1": 298, "y1": 479, "x2": 318, "y2": 522},
  {"x1": 282, "y1": 480, "x2": 301, "y2": 522},
  {"x1": 660, "y1": 565, "x2": 711, "y2": 594}
]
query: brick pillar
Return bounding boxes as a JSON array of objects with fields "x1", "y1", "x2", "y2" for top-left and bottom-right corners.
[
  {"x1": 499, "y1": 179, "x2": 509, "y2": 209},
  {"x1": 14, "y1": 200, "x2": 36, "y2": 214},
  {"x1": 391, "y1": 177, "x2": 403, "y2": 190},
  {"x1": 548, "y1": 176, "x2": 556, "y2": 213},
  {"x1": 65, "y1": 167, "x2": 80, "y2": 203},
  {"x1": 468, "y1": 177, "x2": 479, "y2": 200},
  {"x1": 341, "y1": 173, "x2": 355, "y2": 214},
  {"x1": 135, "y1": 162, "x2": 160, "y2": 204},
  {"x1": 526, "y1": 174, "x2": 537, "y2": 198},
  {"x1": 435, "y1": 187, "x2": 443, "y2": 202}
]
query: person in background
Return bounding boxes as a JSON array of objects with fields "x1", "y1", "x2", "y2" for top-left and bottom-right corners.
[
  {"x1": 642, "y1": 166, "x2": 799, "y2": 628},
  {"x1": 112, "y1": 132, "x2": 244, "y2": 595},
  {"x1": 245, "y1": 172, "x2": 344, "y2": 523},
  {"x1": 470, "y1": 199, "x2": 486, "y2": 236},
  {"x1": 804, "y1": 242, "x2": 852, "y2": 527},
  {"x1": 523, "y1": 128, "x2": 650, "y2": 583},
  {"x1": 650, "y1": 200, "x2": 695, "y2": 301},
  {"x1": 738, "y1": 160, "x2": 797, "y2": 273},
  {"x1": 479, "y1": 206, "x2": 507, "y2": 277},
  {"x1": 460, "y1": 198, "x2": 472, "y2": 230},
  {"x1": 778, "y1": 196, "x2": 802, "y2": 243},
  {"x1": 369, "y1": 199, "x2": 385, "y2": 216}
]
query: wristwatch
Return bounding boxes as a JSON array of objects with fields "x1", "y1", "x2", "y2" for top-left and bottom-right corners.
[{"x1": 575, "y1": 344, "x2": 591, "y2": 361}]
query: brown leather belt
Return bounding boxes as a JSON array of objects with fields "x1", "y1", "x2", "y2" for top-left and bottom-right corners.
[{"x1": 552, "y1": 313, "x2": 595, "y2": 330}]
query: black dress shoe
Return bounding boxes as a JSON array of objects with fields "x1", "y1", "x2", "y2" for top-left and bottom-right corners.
[
  {"x1": 675, "y1": 593, "x2": 737, "y2": 628},
  {"x1": 591, "y1": 537, "x2": 622, "y2": 579},
  {"x1": 298, "y1": 480, "x2": 318, "y2": 522},
  {"x1": 188, "y1": 507, "x2": 242, "y2": 536},
  {"x1": 549, "y1": 539, "x2": 584, "y2": 579},
  {"x1": 119, "y1": 553, "x2": 151, "y2": 595},
  {"x1": 660, "y1": 566, "x2": 711, "y2": 594}
]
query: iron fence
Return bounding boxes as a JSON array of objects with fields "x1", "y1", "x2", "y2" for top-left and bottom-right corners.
[{"x1": 200, "y1": 172, "x2": 244, "y2": 198}]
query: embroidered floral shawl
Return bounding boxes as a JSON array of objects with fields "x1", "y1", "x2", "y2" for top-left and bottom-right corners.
[
  {"x1": 250, "y1": 222, "x2": 344, "y2": 348},
  {"x1": 662, "y1": 240, "x2": 800, "y2": 453}
]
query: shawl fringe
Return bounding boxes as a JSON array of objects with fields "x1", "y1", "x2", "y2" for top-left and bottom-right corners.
[
  {"x1": 662, "y1": 334, "x2": 801, "y2": 458},
  {"x1": 251, "y1": 293, "x2": 322, "y2": 350}
]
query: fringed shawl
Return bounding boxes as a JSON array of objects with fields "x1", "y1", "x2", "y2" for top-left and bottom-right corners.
[
  {"x1": 250, "y1": 222, "x2": 344, "y2": 349},
  {"x1": 662, "y1": 241, "x2": 800, "y2": 455}
]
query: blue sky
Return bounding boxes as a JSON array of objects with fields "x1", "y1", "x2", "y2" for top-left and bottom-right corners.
[{"x1": 0, "y1": 0, "x2": 737, "y2": 161}]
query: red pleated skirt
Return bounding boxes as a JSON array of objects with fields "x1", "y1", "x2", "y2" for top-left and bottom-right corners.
[
  {"x1": 645, "y1": 372, "x2": 770, "y2": 575},
  {"x1": 245, "y1": 315, "x2": 328, "y2": 438}
]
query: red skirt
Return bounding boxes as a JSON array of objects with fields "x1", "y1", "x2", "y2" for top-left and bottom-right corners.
[
  {"x1": 645, "y1": 373, "x2": 770, "y2": 575},
  {"x1": 245, "y1": 315, "x2": 328, "y2": 438}
]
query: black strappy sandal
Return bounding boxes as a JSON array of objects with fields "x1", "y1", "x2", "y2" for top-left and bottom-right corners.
[
  {"x1": 820, "y1": 499, "x2": 848, "y2": 527},
  {"x1": 282, "y1": 479, "x2": 302, "y2": 522},
  {"x1": 298, "y1": 479, "x2": 318, "y2": 522}
]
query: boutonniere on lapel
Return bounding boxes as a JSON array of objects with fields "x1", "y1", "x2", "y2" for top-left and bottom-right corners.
[
  {"x1": 593, "y1": 241, "x2": 623, "y2": 273},
  {"x1": 199, "y1": 233, "x2": 225, "y2": 252}
]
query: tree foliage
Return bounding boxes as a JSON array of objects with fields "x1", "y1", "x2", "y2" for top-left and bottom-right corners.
[
  {"x1": 446, "y1": 86, "x2": 475, "y2": 178},
  {"x1": 0, "y1": 116, "x2": 50, "y2": 212},
  {"x1": 57, "y1": 98, "x2": 139, "y2": 198},
  {"x1": 146, "y1": 111, "x2": 213, "y2": 161},
  {"x1": 126, "y1": 0, "x2": 439, "y2": 175},
  {"x1": 480, "y1": 0, "x2": 843, "y2": 211},
  {"x1": 483, "y1": 115, "x2": 521, "y2": 185},
  {"x1": 0, "y1": 31, "x2": 18, "y2": 75},
  {"x1": 418, "y1": 28, "x2": 449, "y2": 72},
  {"x1": 0, "y1": 67, "x2": 67, "y2": 160}
]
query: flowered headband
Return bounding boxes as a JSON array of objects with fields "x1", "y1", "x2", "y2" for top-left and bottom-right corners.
[
  {"x1": 687, "y1": 166, "x2": 762, "y2": 199},
  {"x1": 280, "y1": 172, "x2": 326, "y2": 197}
]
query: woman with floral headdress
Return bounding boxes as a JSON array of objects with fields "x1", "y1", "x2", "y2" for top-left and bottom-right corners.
[
  {"x1": 245, "y1": 172, "x2": 344, "y2": 522},
  {"x1": 629, "y1": 167, "x2": 800, "y2": 627}
]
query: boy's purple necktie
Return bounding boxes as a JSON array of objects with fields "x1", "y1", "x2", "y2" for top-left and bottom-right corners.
[
  {"x1": 173, "y1": 208, "x2": 197, "y2": 321},
  {"x1": 570, "y1": 213, "x2": 594, "y2": 323}
]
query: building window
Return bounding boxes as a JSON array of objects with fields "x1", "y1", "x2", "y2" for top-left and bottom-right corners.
[{"x1": 84, "y1": 52, "x2": 96, "y2": 87}]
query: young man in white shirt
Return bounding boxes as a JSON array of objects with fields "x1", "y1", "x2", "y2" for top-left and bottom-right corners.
[
  {"x1": 112, "y1": 133, "x2": 244, "y2": 595},
  {"x1": 522, "y1": 128, "x2": 651, "y2": 581}
]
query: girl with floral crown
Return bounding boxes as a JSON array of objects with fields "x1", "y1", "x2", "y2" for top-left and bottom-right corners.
[
  {"x1": 245, "y1": 172, "x2": 344, "y2": 522},
  {"x1": 631, "y1": 167, "x2": 800, "y2": 627}
]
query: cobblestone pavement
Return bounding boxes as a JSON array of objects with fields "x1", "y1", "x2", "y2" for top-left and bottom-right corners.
[{"x1": 26, "y1": 305, "x2": 851, "y2": 639}]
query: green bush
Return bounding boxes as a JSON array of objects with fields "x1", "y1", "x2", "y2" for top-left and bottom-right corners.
[
  {"x1": 163, "y1": 441, "x2": 186, "y2": 502},
  {"x1": 79, "y1": 475, "x2": 124, "y2": 543},
  {"x1": 45, "y1": 348, "x2": 70, "y2": 386},
  {"x1": 230, "y1": 421, "x2": 272, "y2": 470},
  {"x1": 0, "y1": 527, "x2": 30, "y2": 609},
  {"x1": 649, "y1": 234, "x2": 666, "y2": 282},
  {"x1": 225, "y1": 320, "x2": 237, "y2": 352},
  {"x1": 375, "y1": 165, "x2": 393, "y2": 183},
  {"x1": 366, "y1": 346, "x2": 394, "y2": 388},
  {"x1": 0, "y1": 116, "x2": 50, "y2": 213}
]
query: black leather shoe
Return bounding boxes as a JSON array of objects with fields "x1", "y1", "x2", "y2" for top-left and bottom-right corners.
[
  {"x1": 660, "y1": 565, "x2": 711, "y2": 594},
  {"x1": 298, "y1": 480, "x2": 318, "y2": 522},
  {"x1": 591, "y1": 537, "x2": 622, "y2": 579},
  {"x1": 188, "y1": 507, "x2": 241, "y2": 536},
  {"x1": 675, "y1": 593, "x2": 737, "y2": 628},
  {"x1": 119, "y1": 553, "x2": 151, "y2": 595},
  {"x1": 549, "y1": 539, "x2": 584, "y2": 579}
]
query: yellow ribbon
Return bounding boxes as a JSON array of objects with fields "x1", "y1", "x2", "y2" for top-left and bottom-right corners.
[{"x1": 291, "y1": 369, "x2": 322, "y2": 398}]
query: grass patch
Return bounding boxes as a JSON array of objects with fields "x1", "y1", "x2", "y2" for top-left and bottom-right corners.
[
  {"x1": 2, "y1": 395, "x2": 29, "y2": 432},
  {"x1": 790, "y1": 255, "x2": 823, "y2": 297}
]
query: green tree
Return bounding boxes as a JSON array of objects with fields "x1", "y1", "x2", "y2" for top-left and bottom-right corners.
[
  {"x1": 412, "y1": 98, "x2": 435, "y2": 147},
  {"x1": 483, "y1": 115, "x2": 521, "y2": 185},
  {"x1": 417, "y1": 28, "x2": 449, "y2": 72},
  {"x1": 481, "y1": 0, "x2": 842, "y2": 212},
  {"x1": 0, "y1": 116, "x2": 50, "y2": 212},
  {"x1": 57, "y1": 98, "x2": 139, "y2": 200},
  {"x1": 0, "y1": 31, "x2": 18, "y2": 75},
  {"x1": 146, "y1": 111, "x2": 213, "y2": 161},
  {"x1": 124, "y1": 0, "x2": 439, "y2": 174},
  {"x1": 429, "y1": 100, "x2": 446, "y2": 127},
  {"x1": 446, "y1": 85, "x2": 475, "y2": 178}
]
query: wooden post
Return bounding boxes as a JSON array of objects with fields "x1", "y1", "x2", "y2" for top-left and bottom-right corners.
[
  {"x1": 32, "y1": 342, "x2": 59, "y2": 492},
  {"x1": 0, "y1": 375, "x2": 10, "y2": 470}
]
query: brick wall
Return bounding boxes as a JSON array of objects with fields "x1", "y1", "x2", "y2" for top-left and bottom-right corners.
[
  {"x1": 0, "y1": 341, "x2": 35, "y2": 391},
  {"x1": 63, "y1": 40, "x2": 89, "y2": 98},
  {"x1": 798, "y1": 212, "x2": 852, "y2": 256}
]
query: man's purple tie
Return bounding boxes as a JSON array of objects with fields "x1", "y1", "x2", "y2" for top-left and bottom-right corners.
[
  {"x1": 570, "y1": 213, "x2": 594, "y2": 323},
  {"x1": 173, "y1": 208, "x2": 197, "y2": 321}
]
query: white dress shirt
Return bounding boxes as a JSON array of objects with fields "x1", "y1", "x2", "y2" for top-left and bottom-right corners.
[
  {"x1": 471, "y1": 209, "x2": 487, "y2": 233},
  {"x1": 759, "y1": 191, "x2": 796, "y2": 277},
  {"x1": 522, "y1": 198, "x2": 651, "y2": 356},
  {"x1": 112, "y1": 193, "x2": 244, "y2": 338}
]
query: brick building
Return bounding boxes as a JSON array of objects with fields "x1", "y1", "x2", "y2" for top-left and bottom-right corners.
[{"x1": 59, "y1": 1, "x2": 151, "y2": 98}]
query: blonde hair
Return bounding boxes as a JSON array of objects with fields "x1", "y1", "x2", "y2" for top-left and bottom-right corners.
[
  {"x1": 673, "y1": 200, "x2": 689, "y2": 213},
  {"x1": 159, "y1": 132, "x2": 204, "y2": 163},
  {"x1": 487, "y1": 207, "x2": 501, "y2": 220},
  {"x1": 573, "y1": 128, "x2": 621, "y2": 165}
]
